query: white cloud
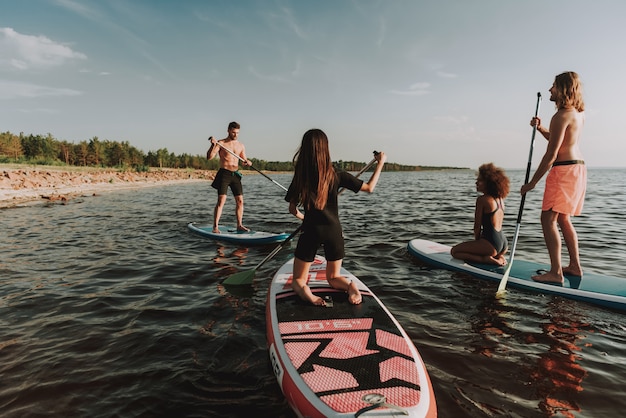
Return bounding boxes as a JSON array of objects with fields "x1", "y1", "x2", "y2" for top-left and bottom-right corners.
[
  {"x1": 248, "y1": 66, "x2": 293, "y2": 84},
  {"x1": 436, "y1": 71, "x2": 457, "y2": 78},
  {"x1": 0, "y1": 27, "x2": 87, "y2": 71},
  {"x1": 390, "y1": 82, "x2": 431, "y2": 96},
  {"x1": 0, "y1": 80, "x2": 82, "y2": 100}
]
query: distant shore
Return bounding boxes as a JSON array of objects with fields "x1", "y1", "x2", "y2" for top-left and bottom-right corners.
[{"x1": 0, "y1": 164, "x2": 216, "y2": 209}]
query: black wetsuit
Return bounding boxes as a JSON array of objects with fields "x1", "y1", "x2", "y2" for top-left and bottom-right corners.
[{"x1": 285, "y1": 171, "x2": 364, "y2": 262}]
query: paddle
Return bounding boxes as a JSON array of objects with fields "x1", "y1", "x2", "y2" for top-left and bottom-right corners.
[
  {"x1": 496, "y1": 92, "x2": 542, "y2": 294},
  {"x1": 208, "y1": 137, "x2": 288, "y2": 192},
  {"x1": 222, "y1": 151, "x2": 379, "y2": 286},
  {"x1": 222, "y1": 226, "x2": 301, "y2": 285}
]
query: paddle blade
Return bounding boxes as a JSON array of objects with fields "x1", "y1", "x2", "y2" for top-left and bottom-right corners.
[
  {"x1": 496, "y1": 263, "x2": 513, "y2": 294},
  {"x1": 223, "y1": 269, "x2": 256, "y2": 286}
]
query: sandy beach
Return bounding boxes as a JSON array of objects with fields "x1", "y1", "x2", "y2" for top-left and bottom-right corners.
[{"x1": 0, "y1": 165, "x2": 216, "y2": 209}]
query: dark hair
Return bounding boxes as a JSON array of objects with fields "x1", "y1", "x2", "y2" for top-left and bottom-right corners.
[
  {"x1": 291, "y1": 129, "x2": 337, "y2": 210},
  {"x1": 478, "y1": 163, "x2": 510, "y2": 199},
  {"x1": 228, "y1": 121, "x2": 240, "y2": 130}
]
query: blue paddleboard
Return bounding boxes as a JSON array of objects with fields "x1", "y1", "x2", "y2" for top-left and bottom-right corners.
[
  {"x1": 407, "y1": 238, "x2": 626, "y2": 312},
  {"x1": 187, "y1": 222, "x2": 289, "y2": 245}
]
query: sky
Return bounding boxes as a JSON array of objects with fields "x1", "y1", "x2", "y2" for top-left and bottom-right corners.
[{"x1": 2, "y1": 0, "x2": 626, "y2": 169}]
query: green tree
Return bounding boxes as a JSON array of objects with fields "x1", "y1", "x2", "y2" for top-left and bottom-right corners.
[
  {"x1": 75, "y1": 141, "x2": 89, "y2": 166},
  {"x1": 0, "y1": 131, "x2": 23, "y2": 161},
  {"x1": 58, "y1": 140, "x2": 75, "y2": 165},
  {"x1": 88, "y1": 137, "x2": 104, "y2": 166}
]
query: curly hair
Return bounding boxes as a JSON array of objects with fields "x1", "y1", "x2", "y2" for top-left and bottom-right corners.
[
  {"x1": 553, "y1": 71, "x2": 585, "y2": 112},
  {"x1": 478, "y1": 163, "x2": 510, "y2": 199}
]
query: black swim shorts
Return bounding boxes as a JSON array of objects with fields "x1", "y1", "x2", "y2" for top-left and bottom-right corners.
[{"x1": 211, "y1": 168, "x2": 243, "y2": 196}]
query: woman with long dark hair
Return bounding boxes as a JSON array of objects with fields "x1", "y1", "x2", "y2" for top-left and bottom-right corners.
[{"x1": 285, "y1": 129, "x2": 386, "y2": 306}]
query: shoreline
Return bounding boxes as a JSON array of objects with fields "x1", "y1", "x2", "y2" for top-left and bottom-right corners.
[{"x1": 0, "y1": 164, "x2": 216, "y2": 209}]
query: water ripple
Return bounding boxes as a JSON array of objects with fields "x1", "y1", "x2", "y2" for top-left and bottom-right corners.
[{"x1": 1, "y1": 170, "x2": 625, "y2": 417}]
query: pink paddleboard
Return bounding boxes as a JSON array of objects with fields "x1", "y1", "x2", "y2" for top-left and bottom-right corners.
[{"x1": 266, "y1": 256, "x2": 437, "y2": 417}]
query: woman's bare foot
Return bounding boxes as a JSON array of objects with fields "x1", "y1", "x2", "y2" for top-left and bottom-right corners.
[
  {"x1": 347, "y1": 281, "x2": 362, "y2": 305},
  {"x1": 563, "y1": 266, "x2": 583, "y2": 278},
  {"x1": 212, "y1": 226, "x2": 220, "y2": 234},
  {"x1": 237, "y1": 225, "x2": 250, "y2": 232},
  {"x1": 489, "y1": 255, "x2": 507, "y2": 266},
  {"x1": 532, "y1": 271, "x2": 564, "y2": 284},
  {"x1": 293, "y1": 283, "x2": 325, "y2": 306}
]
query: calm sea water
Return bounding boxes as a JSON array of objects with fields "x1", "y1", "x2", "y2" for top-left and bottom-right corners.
[{"x1": 1, "y1": 169, "x2": 625, "y2": 418}]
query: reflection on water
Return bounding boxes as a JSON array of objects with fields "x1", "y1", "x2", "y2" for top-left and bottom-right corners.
[
  {"x1": 469, "y1": 294, "x2": 514, "y2": 358},
  {"x1": 214, "y1": 244, "x2": 249, "y2": 273},
  {"x1": 529, "y1": 301, "x2": 588, "y2": 417},
  {"x1": 1, "y1": 170, "x2": 625, "y2": 417}
]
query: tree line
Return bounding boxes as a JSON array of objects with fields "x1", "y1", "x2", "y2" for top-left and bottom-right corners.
[{"x1": 0, "y1": 131, "x2": 455, "y2": 172}]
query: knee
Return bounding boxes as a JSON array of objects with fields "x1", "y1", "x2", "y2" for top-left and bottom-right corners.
[
  {"x1": 540, "y1": 212, "x2": 557, "y2": 225},
  {"x1": 557, "y1": 213, "x2": 571, "y2": 225}
]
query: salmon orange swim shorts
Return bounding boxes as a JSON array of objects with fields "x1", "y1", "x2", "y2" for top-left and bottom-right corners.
[{"x1": 542, "y1": 162, "x2": 587, "y2": 215}]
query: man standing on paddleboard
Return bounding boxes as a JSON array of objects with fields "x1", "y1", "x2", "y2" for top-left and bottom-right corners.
[
  {"x1": 521, "y1": 71, "x2": 586, "y2": 284},
  {"x1": 207, "y1": 121, "x2": 251, "y2": 233}
]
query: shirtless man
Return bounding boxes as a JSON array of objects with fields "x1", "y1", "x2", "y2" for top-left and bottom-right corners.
[
  {"x1": 520, "y1": 72, "x2": 586, "y2": 284},
  {"x1": 207, "y1": 121, "x2": 251, "y2": 233}
]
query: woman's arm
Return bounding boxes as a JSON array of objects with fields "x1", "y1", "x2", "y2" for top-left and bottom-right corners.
[
  {"x1": 360, "y1": 152, "x2": 387, "y2": 193},
  {"x1": 289, "y1": 201, "x2": 304, "y2": 220},
  {"x1": 473, "y1": 197, "x2": 483, "y2": 240}
]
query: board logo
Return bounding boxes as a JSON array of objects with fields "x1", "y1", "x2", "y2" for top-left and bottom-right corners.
[{"x1": 268, "y1": 343, "x2": 284, "y2": 388}]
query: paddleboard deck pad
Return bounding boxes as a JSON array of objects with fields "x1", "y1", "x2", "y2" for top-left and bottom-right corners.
[
  {"x1": 187, "y1": 222, "x2": 289, "y2": 245},
  {"x1": 407, "y1": 238, "x2": 626, "y2": 312},
  {"x1": 266, "y1": 256, "x2": 437, "y2": 417}
]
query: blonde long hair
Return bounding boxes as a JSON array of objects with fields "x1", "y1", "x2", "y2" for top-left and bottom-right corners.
[
  {"x1": 554, "y1": 71, "x2": 585, "y2": 112},
  {"x1": 291, "y1": 129, "x2": 337, "y2": 210}
]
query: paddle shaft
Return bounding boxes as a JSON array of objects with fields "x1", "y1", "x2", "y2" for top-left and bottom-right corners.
[
  {"x1": 250, "y1": 226, "x2": 301, "y2": 272},
  {"x1": 209, "y1": 138, "x2": 288, "y2": 192},
  {"x1": 497, "y1": 92, "x2": 542, "y2": 293}
]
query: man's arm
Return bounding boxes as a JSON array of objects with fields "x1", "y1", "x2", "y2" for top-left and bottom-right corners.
[
  {"x1": 207, "y1": 137, "x2": 220, "y2": 160},
  {"x1": 522, "y1": 113, "x2": 567, "y2": 193},
  {"x1": 531, "y1": 117, "x2": 550, "y2": 141},
  {"x1": 238, "y1": 143, "x2": 251, "y2": 166}
]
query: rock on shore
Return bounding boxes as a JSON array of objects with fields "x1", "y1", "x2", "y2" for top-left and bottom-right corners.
[{"x1": 0, "y1": 166, "x2": 215, "y2": 208}]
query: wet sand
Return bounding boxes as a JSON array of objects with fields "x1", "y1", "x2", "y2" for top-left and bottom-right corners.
[{"x1": 0, "y1": 165, "x2": 215, "y2": 209}]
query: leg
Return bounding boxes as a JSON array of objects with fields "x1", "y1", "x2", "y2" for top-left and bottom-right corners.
[
  {"x1": 494, "y1": 246, "x2": 509, "y2": 266},
  {"x1": 326, "y1": 259, "x2": 362, "y2": 305},
  {"x1": 234, "y1": 195, "x2": 248, "y2": 231},
  {"x1": 557, "y1": 213, "x2": 583, "y2": 277},
  {"x1": 451, "y1": 239, "x2": 504, "y2": 266},
  {"x1": 533, "y1": 210, "x2": 564, "y2": 283},
  {"x1": 213, "y1": 194, "x2": 227, "y2": 233},
  {"x1": 291, "y1": 257, "x2": 324, "y2": 305}
]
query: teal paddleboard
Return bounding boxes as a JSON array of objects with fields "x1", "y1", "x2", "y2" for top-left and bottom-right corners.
[
  {"x1": 187, "y1": 222, "x2": 289, "y2": 245},
  {"x1": 407, "y1": 238, "x2": 626, "y2": 312}
]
